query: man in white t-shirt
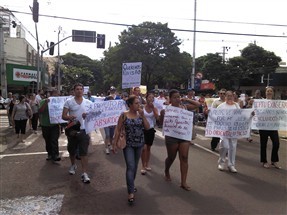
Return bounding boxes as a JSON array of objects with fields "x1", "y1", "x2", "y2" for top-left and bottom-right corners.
[
  {"x1": 62, "y1": 83, "x2": 93, "y2": 184},
  {"x1": 35, "y1": 89, "x2": 44, "y2": 102}
]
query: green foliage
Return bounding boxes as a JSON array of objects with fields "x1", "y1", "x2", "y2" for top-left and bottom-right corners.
[
  {"x1": 240, "y1": 43, "x2": 281, "y2": 75},
  {"x1": 61, "y1": 53, "x2": 104, "y2": 93},
  {"x1": 195, "y1": 44, "x2": 281, "y2": 90},
  {"x1": 102, "y1": 22, "x2": 189, "y2": 90},
  {"x1": 58, "y1": 31, "x2": 281, "y2": 94},
  {"x1": 61, "y1": 66, "x2": 94, "y2": 92}
]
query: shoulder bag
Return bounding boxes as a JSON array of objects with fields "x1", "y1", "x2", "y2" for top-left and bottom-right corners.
[{"x1": 114, "y1": 113, "x2": 127, "y2": 149}]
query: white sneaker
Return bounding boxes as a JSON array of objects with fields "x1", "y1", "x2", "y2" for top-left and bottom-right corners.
[
  {"x1": 108, "y1": 145, "x2": 113, "y2": 151},
  {"x1": 218, "y1": 164, "x2": 224, "y2": 171},
  {"x1": 81, "y1": 172, "x2": 90, "y2": 184},
  {"x1": 105, "y1": 147, "x2": 110, "y2": 155},
  {"x1": 228, "y1": 166, "x2": 237, "y2": 173},
  {"x1": 69, "y1": 164, "x2": 77, "y2": 175}
]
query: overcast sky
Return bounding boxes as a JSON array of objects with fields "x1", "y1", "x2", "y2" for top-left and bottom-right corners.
[{"x1": 2, "y1": 0, "x2": 287, "y2": 63}]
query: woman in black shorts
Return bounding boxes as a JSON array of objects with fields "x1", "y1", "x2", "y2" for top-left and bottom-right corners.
[
  {"x1": 160, "y1": 89, "x2": 191, "y2": 191},
  {"x1": 140, "y1": 92, "x2": 159, "y2": 175}
]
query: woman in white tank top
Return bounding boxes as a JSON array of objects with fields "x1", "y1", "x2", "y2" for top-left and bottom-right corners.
[{"x1": 140, "y1": 93, "x2": 159, "y2": 175}]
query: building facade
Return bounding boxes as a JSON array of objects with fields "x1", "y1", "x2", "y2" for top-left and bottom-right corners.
[{"x1": 0, "y1": 7, "x2": 50, "y2": 97}]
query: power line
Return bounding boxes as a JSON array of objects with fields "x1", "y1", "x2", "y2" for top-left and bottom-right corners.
[{"x1": 9, "y1": 10, "x2": 287, "y2": 39}]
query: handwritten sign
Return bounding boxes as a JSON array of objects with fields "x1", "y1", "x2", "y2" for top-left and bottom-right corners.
[
  {"x1": 84, "y1": 100, "x2": 127, "y2": 133},
  {"x1": 205, "y1": 109, "x2": 253, "y2": 138},
  {"x1": 48, "y1": 96, "x2": 70, "y2": 124},
  {"x1": 251, "y1": 99, "x2": 287, "y2": 130},
  {"x1": 163, "y1": 106, "x2": 194, "y2": 141},
  {"x1": 122, "y1": 62, "x2": 142, "y2": 89}
]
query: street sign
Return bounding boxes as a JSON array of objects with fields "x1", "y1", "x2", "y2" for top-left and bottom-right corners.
[{"x1": 72, "y1": 30, "x2": 96, "y2": 43}]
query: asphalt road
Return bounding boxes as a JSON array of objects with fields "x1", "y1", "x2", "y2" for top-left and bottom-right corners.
[{"x1": 0, "y1": 110, "x2": 286, "y2": 215}]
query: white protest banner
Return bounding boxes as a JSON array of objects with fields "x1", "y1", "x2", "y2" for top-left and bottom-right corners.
[
  {"x1": 48, "y1": 96, "x2": 70, "y2": 124},
  {"x1": 84, "y1": 100, "x2": 127, "y2": 133},
  {"x1": 122, "y1": 62, "x2": 142, "y2": 89},
  {"x1": 251, "y1": 99, "x2": 287, "y2": 130},
  {"x1": 163, "y1": 106, "x2": 194, "y2": 141},
  {"x1": 154, "y1": 98, "x2": 166, "y2": 112},
  {"x1": 205, "y1": 109, "x2": 253, "y2": 138}
]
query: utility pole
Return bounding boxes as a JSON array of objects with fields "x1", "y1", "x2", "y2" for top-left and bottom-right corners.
[
  {"x1": 0, "y1": 17, "x2": 7, "y2": 98},
  {"x1": 57, "y1": 26, "x2": 62, "y2": 91},
  {"x1": 191, "y1": 0, "x2": 197, "y2": 89}
]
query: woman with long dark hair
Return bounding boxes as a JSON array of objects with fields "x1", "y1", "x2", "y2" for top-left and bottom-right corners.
[{"x1": 113, "y1": 95, "x2": 150, "y2": 204}]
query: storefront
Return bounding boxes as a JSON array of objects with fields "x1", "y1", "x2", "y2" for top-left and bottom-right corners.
[{"x1": 6, "y1": 64, "x2": 50, "y2": 95}]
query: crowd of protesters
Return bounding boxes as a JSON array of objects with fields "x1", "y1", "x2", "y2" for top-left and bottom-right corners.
[{"x1": 1, "y1": 85, "x2": 285, "y2": 205}]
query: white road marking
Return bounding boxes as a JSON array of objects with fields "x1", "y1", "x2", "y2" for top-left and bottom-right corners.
[{"x1": 0, "y1": 194, "x2": 64, "y2": 215}]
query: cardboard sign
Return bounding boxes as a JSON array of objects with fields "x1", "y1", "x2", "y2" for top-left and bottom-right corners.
[
  {"x1": 84, "y1": 100, "x2": 127, "y2": 133},
  {"x1": 48, "y1": 96, "x2": 70, "y2": 124},
  {"x1": 163, "y1": 106, "x2": 194, "y2": 141},
  {"x1": 251, "y1": 99, "x2": 287, "y2": 130},
  {"x1": 122, "y1": 62, "x2": 142, "y2": 89},
  {"x1": 205, "y1": 108, "x2": 253, "y2": 138}
]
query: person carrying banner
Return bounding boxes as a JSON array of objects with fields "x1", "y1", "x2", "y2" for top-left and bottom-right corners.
[
  {"x1": 217, "y1": 91, "x2": 241, "y2": 173},
  {"x1": 159, "y1": 89, "x2": 192, "y2": 191},
  {"x1": 113, "y1": 95, "x2": 150, "y2": 204},
  {"x1": 104, "y1": 86, "x2": 121, "y2": 154},
  {"x1": 39, "y1": 89, "x2": 61, "y2": 161},
  {"x1": 258, "y1": 86, "x2": 281, "y2": 169},
  {"x1": 62, "y1": 83, "x2": 93, "y2": 184},
  {"x1": 209, "y1": 89, "x2": 226, "y2": 151}
]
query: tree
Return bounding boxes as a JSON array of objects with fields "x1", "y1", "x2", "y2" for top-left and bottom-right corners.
[
  {"x1": 61, "y1": 66, "x2": 94, "y2": 92},
  {"x1": 61, "y1": 53, "x2": 104, "y2": 93},
  {"x1": 196, "y1": 53, "x2": 229, "y2": 89},
  {"x1": 102, "y1": 22, "x2": 190, "y2": 90},
  {"x1": 240, "y1": 43, "x2": 281, "y2": 75}
]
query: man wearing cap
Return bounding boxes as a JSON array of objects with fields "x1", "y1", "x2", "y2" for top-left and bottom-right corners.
[{"x1": 209, "y1": 88, "x2": 226, "y2": 151}]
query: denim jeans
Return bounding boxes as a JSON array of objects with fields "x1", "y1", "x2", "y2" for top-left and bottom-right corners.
[{"x1": 123, "y1": 145, "x2": 143, "y2": 194}]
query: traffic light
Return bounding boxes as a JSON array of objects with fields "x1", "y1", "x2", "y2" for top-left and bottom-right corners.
[
  {"x1": 97, "y1": 34, "x2": 105, "y2": 49},
  {"x1": 32, "y1": 0, "x2": 39, "y2": 23},
  {"x1": 49, "y1": 42, "x2": 55, "y2": 55},
  {"x1": 11, "y1": 21, "x2": 17, "y2": 28}
]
